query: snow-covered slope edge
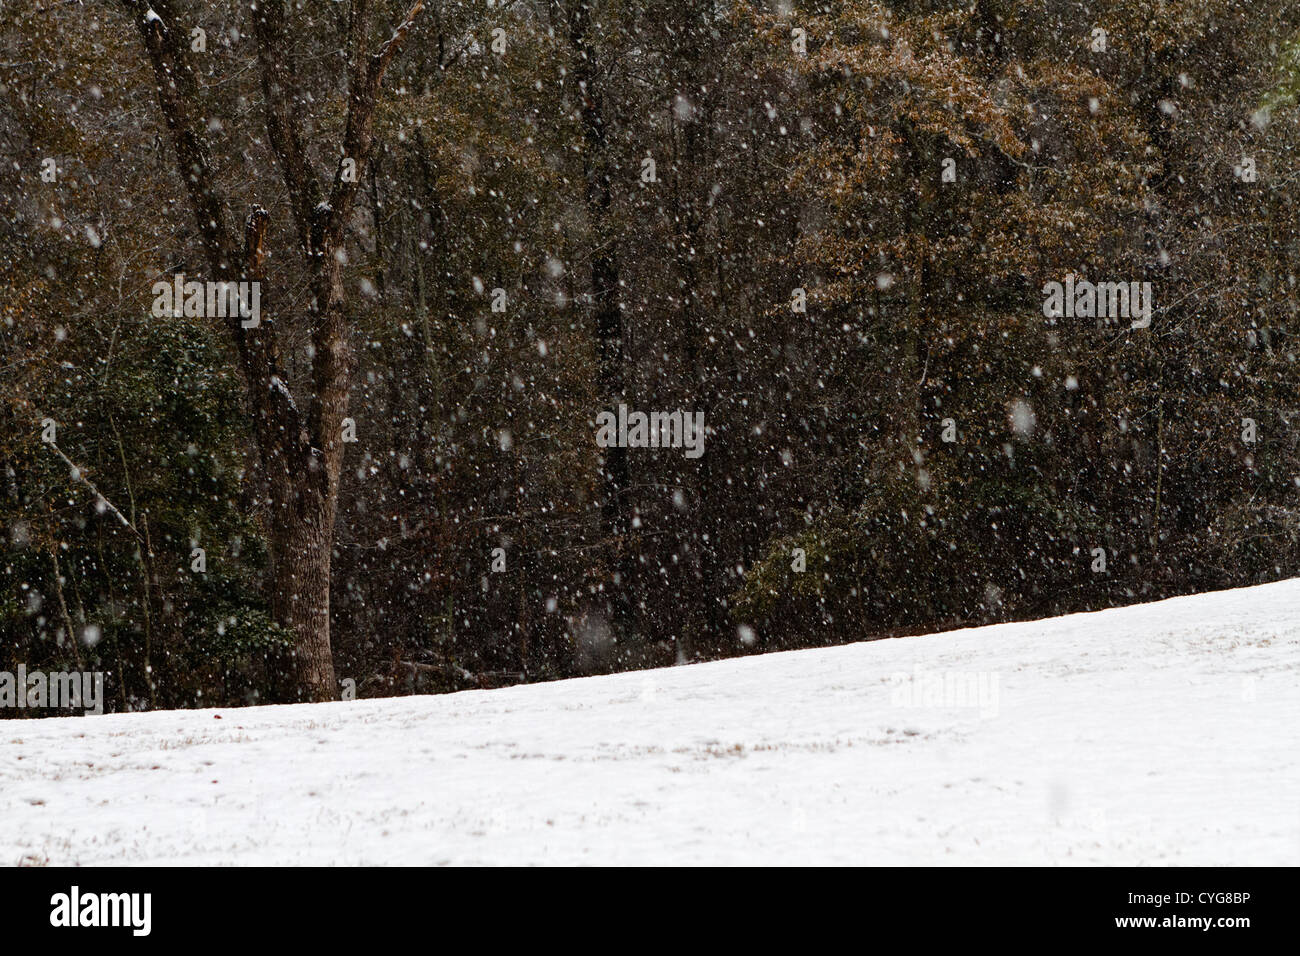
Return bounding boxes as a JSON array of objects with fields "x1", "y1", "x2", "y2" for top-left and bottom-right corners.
[{"x1": 4, "y1": 579, "x2": 1299, "y2": 865}]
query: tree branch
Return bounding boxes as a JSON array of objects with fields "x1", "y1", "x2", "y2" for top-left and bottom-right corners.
[
  {"x1": 43, "y1": 439, "x2": 143, "y2": 542},
  {"x1": 252, "y1": 0, "x2": 322, "y2": 253},
  {"x1": 324, "y1": 0, "x2": 425, "y2": 248},
  {"x1": 118, "y1": 0, "x2": 236, "y2": 276},
  {"x1": 304, "y1": 0, "x2": 424, "y2": 483}
]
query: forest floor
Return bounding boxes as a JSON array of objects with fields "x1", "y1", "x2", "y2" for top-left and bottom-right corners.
[{"x1": 3, "y1": 579, "x2": 1299, "y2": 865}]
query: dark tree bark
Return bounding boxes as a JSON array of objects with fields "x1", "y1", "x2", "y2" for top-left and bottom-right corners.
[
  {"x1": 119, "y1": 0, "x2": 424, "y2": 701},
  {"x1": 558, "y1": 0, "x2": 635, "y2": 642}
]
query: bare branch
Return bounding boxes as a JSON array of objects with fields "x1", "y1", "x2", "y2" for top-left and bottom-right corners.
[
  {"x1": 324, "y1": 0, "x2": 425, "y2": 247},
  {"x1": 43, "y1": 440, "x2": 143, "y2": 542},
  {"x1": 369, "y1": 0, "x2": 426, "y2": 87},
  {"x1": 252, "y1": 0, "x2": 322, "y2": 253},
  {"x1": 117, "y1": 0, "x2": 236, "y2": 276}
]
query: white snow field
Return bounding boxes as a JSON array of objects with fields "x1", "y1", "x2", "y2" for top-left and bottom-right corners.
[{"x1": 3, "y1": 579, "x2": 1299, "y2": 866}]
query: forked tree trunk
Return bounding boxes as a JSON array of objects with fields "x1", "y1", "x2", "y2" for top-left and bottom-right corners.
[{"x1": 122, "y1": 0, "x2": 424, "y2": 703}]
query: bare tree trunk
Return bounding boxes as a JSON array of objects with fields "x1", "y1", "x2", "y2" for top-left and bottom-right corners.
[
  {"x1": 48, "y1": 545, "x2": 85, "y2": 671},
  {"x1": 120, "y1": 0, "x2": 424, "y2": 703},
  {"x1": 560, "y1": 0, "x2": 634, "y2": 641},
  {"x1": 268, "y1": 486, "x2": 337, "y2": 698}
]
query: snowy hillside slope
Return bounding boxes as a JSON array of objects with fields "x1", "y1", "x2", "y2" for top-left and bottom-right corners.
[{"x1": 3, "y1": 580, "x2": 1299, "y2": 866}]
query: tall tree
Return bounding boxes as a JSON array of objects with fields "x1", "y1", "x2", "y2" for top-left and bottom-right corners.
[
  {"x1": 554, "y1": 0, "x2": 636, "y2": 644},
  {"x1": 116, "y1": 0, "x2": 424, "y2": 700}
]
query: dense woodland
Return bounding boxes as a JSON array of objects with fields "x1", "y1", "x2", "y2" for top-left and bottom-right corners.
[{"x1": 2, "y1": 0, "x2": 1299, "y2": 711}]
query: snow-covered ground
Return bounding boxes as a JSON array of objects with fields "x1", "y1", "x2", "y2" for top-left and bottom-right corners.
[{"x1": 4, "y1": 580, "x2": 1299, "y2": 865}]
